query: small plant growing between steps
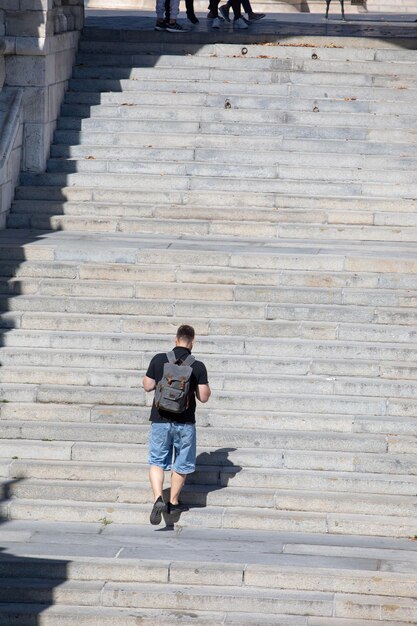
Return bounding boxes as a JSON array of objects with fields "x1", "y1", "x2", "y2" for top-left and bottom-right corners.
[{"x1": 99, "y1": 517, "x2": 113, "y2": 526}]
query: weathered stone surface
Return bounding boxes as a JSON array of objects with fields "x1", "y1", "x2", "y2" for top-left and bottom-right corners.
[{"x1": 2, "y1": 13, "x2": 417, "y2": 625}]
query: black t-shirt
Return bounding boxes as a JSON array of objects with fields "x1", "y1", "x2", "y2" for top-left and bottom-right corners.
[{"x1": 145, "y1": 346, "x2": 209, "y2": 424}]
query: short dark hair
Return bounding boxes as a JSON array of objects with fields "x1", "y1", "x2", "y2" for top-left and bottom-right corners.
[{"x1": 176, "y1": 325, "x2": 195, "y2": 343}]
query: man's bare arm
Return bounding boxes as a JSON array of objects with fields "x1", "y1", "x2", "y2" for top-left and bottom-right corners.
[
  {"x1": 143, "y1": 375, "x2": 156, "y2": 392},
  {"x1": 196, "y1": 384, "x2": 211, "y2": 403}
]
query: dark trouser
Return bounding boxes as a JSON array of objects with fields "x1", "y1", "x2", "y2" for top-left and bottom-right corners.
[
  {"x1": 165, "y1": 0, "x2": 196, "y2": 19},
  {"x1": 326, "y1": 0, "x2": 345, "y2": 16},
  {"x1": 209, "y1": 0, "x2": 242, "y2": 18},
  {"x1": 227, "y1": 0, "x2": 251, "y2": 13}
]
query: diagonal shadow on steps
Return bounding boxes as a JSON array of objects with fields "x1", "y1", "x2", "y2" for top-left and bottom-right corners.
[
  {"x1": 0, "y1": 0, "x2": 73, "y2": 616},
  {"x1": 0, "y1": 479, "x2": 70, "y2": 624}
]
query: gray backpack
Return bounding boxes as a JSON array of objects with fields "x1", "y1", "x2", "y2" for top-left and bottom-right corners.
[{"x1": 154, "y1": 351, "x2": 196, "y2": 414}]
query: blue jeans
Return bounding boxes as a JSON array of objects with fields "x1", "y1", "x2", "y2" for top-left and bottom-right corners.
[{"x1": 148, "y1": 422, "x2": 196, "y2": 474}]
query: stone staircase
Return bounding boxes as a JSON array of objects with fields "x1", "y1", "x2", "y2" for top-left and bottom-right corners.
[{"x1": 1, "y1": 26, "x2": 417, "y2": 625}]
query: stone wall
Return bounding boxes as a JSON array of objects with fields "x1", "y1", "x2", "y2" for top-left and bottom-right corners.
[
  {"x1": 0, "y1": 0, "x2": 84, "y2": 228},
  {"x1": 0, "y1": 88, "x2": 23, "y2": 229}
]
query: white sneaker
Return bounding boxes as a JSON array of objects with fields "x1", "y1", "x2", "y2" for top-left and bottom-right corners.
[
  {"x1": 211, "y1": 17, "x2": 222, "y2": 28},
  {"x1": 233, "y1": 17, "x2": 248, "y2": 29}
]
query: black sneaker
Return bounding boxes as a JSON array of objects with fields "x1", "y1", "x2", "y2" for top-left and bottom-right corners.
[
  {"x1": 246, "y1": 12, "x2": 265, "y2": 21},
  {"x1": 166, "y1": 21, "x2": 185, "y2": 32},
  {"x1": 168, "y1": 501, "x2": 189, "y2": 514},
  {"x1": 154, "y1": 20, "x2": 167, "y2": 31},
  {"x1": 150, "y1": 496, "x2": 167, "y2": 525}
]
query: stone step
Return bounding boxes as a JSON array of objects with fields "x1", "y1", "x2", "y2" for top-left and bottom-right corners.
[
  {"x1": 69, "y1": 75, "x2": 415, "y2": 102},
  {"x1": 15, "y1": 200, "x2": 417, "y2": 233},
  {"x1": 67, "y1": 76, "x2": 417, "y2": 105},
  {"x1": 273, "y1": 195, "x2": 417, "y2": 213},
  {"x1": 1, "y1": 395, "x2": 415, "y2": 434},
  {"x1": 0, "y1": 576, "x2": 361, "y2": 617},
  {"x1": 96, "y1": 582, "x2": 417, "y2": 622},
  {"x1": 0, "y1": 353, "x2": 392, "y2": 385},
  {"x1": 0, "y1": 228, "x2": 417, "y2": 264},
  {"x1": 2, "y1": 342, "x2": 417, "y2": 377},
  {"x1": 51, "y1": 129, "x2": 417, "y2": 157},
  {"x1": 1, "y1": 549, "x2": 415, "y2": 597},
  {"x1": 62, "y1": 88, "x2": 417, "y2": 117},
  {"x1": 3, "y1": 256, "x2": 417, "y2": 293},
  {"x1": 3, "y1": 229, "x2": 417, "y2": 274},
  {"x1": 59, "y1": 102, "x2": 417, "y2": 131},
  {"x1": 61, "y1": 89, "x2": 372, "y2": 115},
  {"x1": 274, "y1": 223, "x2": 417, "y2": 242},
  {"x1": 74, "y1": 52, "x2": 417, "y2": 79},
  {"x1": 5, "y1": 478, "x2": 417, "y2": 518},
  {"x1": 12, "y1": 198, "x2": 417, "y2": 227},
  {"x1": 0, "y1": 346, "x2": 379, "y2": 375},
  {"x1": 2, "y1": 438, "x2": 416, "y2": 475},
  {"x1": 0, "y1": 421, "x2": 391, "y2": 453},
  {"x1": 48, "y1": 145, "x2": 417, "y2": 171},
  {"x1": 43, "y1": 157, "x2": 417, "y2": 185},
  {"x1": 9, "y1": 213, "x2": 417, "y2": 241},
  {"x1": 70, "y1": 65, "x2": 417, "y2": 89},
  {"x1": 7, "y1": 459, "x2": 417, "y2": 496},
  {"x1": 51, "y1": 120, "x2": 383, "y2": 148},
  {"x1": 3, "y1": 329, "x2": 417, "y2": 367},
  {"x1": 1, "y1": 392, "x2": 416, "y2": 433},
  {"x1": 4, "y1": 460, "x2": 416, "y2": 504},
  {"x1": 17, "y1": 173, "x2": 416, "y2": 201},
  {"x1": 6, "y1": 277, "x2": 417, "y2": 313},
  {"x1": 54, "y1": 114, "x2": 417, "y2": 142},
  {"x1": 0, "y1": 605, "x2": 236, "y2": 626},
  {"x1": 0, "y1": 378, "x2": 409, "y2": 414},
  {"x1": 4, "y1": 356, "x2": 417, "y2": 407},
  {"x1": 75, "y1": 40, "x2": 417, "y2": 65},
  {"x1": 0, "y1": 579, "x2": 104, "y2": 607},
  {"x1": 4, "y1": 272, "x2": 416, "y2": 301},
  {"x1": 11, "y1": 203, "x2": 417, "y2": 236},
  {"x1": 3, "y1": 498, "x2": 417, "y2": 537}
]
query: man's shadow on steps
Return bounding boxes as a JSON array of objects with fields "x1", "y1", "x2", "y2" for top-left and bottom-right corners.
[{"x1": 160, "y1": 447, "x2": 241, "y2": 529}]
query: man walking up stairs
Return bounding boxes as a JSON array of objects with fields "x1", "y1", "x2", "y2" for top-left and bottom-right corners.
[{"x1": 144, "y1": 324, "x2": 211, "y2": 523}]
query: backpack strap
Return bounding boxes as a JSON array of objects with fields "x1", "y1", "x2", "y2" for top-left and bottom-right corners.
[
  {"x1": 166, "y1": 351, "x2": 176, "y2": 363},
  {"x1": 182, "y1": 354, "x2": 195, "y2": 367},
  {"x1": 166, "y1": 351, "x2": 195, "y2": 367}
]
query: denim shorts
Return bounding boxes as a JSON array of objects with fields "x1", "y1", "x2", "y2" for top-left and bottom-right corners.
[{"x1": 148, "y1": 422, "x2": 196, "y2": 474}]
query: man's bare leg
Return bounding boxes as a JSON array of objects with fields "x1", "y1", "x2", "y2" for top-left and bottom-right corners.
[
  {"x1": 170, "y1": 470, "x2": 187, "y2": 505},
  {"x1": 149, "y1": 465, "x2": 164, "y2": 501},
  {"x1": 149, "y1": 465, "x2": 168, "y2": 525}
]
